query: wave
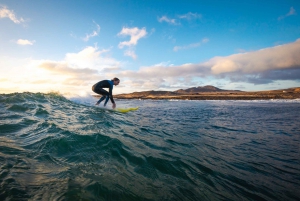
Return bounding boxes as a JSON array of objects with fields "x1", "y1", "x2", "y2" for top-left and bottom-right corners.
[{"x1": 0, "y1": 92, "x2": 299, "y2": 200}]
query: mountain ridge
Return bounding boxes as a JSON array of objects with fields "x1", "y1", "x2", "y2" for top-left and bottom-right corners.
[
  {"x1": 174, "y1": 85, "x2": 238, "y2": 93},
  {"x1": 117, "y1": 85, "x2": 241, "y2": 96},
  {"x1": 112, "y1": 85, "x2": 300, "y2": 100}
]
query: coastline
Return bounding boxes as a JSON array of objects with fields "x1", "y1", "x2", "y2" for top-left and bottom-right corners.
[{"x1": 113, "y1": 89, "x2": 300, "y2": 100}]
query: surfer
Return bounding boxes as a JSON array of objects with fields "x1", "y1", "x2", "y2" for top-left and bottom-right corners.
[{"x1": 92, "y1": 78, "x2": 120, "y2": 109}]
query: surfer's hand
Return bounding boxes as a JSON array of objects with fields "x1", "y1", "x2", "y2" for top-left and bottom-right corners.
[{"x1": 112, "y1": 103, "x2": 116, "y2": 109}]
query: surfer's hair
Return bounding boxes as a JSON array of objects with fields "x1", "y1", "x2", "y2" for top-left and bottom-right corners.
[{"x1": 112, "y1": 77, "x2": 120, "y2": 82}]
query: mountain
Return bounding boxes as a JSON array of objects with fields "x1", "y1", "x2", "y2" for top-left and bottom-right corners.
[
  {"x1": 174, "y1": 85, "x2": 227, "y2": 93},
  {"x1": 113, "y1": 86, "x2": 300, "y2": 100},
  {"x1": 113, "y1": 85, "x2": 241, "y2": 99}
]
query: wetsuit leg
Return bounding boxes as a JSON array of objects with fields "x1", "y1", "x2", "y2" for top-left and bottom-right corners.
[
  {"x1": 92, "y1": 85, "x2": 109, "y2": 95},
  {"x1": 96, "y1": 96, "x2": 106, "y2": 105},
  {"x1": 92, "y1": 85, "x2": 110, "y2": 105},
  {"x1": 103, "y1": 95, "x2": 110, "y2": 106}
]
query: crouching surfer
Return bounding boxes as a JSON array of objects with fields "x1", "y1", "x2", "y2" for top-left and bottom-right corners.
[{"x1": 92, "y1": 77, "x2": 120, "y2": 109}]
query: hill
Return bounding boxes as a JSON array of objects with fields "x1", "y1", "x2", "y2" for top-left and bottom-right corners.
[
  {"x1": 174, "y1": 85, "x2": 239, "y2": 93},
  {"x1": 112, "y1": 86, "x2": 300, "y2": 100}
]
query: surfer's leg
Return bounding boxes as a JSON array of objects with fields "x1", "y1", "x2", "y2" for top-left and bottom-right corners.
[
  {"x1": 93, "y1": 88, "x2": 109, "y2": 105},
  {"x1": 103, "y1": 95, "x2": 110, "y2": 106},
  {"x1": 96, "y1": 96, "x2": 106, "y2": 105}
]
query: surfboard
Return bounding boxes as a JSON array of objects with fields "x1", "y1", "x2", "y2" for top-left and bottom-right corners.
[{"x1": 114, "y1": 107, "x2": 139, "y2": 113}]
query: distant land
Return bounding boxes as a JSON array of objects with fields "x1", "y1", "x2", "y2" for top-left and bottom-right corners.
[{"x1": 113, "y1": 85, "x2": 300, "y2": 100}]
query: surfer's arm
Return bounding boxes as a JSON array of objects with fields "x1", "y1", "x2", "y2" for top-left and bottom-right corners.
[
  {"x1": 108, "y1": 86, "x2": 115, "y2": 104},
  {"x1": 110, "y1": 96, "x2": 116, "y2": 109}
]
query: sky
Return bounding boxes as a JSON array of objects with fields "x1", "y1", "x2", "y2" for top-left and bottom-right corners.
[{"x1": 1, "y1": 0, "x2": 300, "y2": 96}]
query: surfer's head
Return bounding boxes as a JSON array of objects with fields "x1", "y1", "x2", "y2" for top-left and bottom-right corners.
[{"x1": 112, "y1": 77, "x2": 120, "y2": 86}]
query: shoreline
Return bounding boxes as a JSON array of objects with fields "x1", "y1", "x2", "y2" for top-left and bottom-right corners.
[{"x1": 113, "y1": 91, "x2": 300, "y2": 100}]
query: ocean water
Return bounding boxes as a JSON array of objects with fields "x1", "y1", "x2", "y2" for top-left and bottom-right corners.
[{"x1": 0, "y1": 92, "x2": 299, "y2": 201}]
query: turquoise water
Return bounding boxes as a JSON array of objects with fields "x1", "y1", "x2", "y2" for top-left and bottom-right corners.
[{"x1": 0, "y1": 92, "x2": 299, "y2": 201}]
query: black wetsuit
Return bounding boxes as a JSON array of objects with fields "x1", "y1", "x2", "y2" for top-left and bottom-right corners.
[{"x1": 92, "y1": 80, "x2": 115, "y2": 104}]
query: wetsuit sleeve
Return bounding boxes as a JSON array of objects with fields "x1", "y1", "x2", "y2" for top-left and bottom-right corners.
[{"x1": 109, "y1": 85, "x2": 115, "y2": 104}]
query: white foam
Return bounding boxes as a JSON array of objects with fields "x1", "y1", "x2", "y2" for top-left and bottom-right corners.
[{"x1": 67, "y1": 94, "x2": 98, "y2": 106}]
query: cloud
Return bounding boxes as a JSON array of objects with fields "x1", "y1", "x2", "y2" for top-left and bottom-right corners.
[
  {"x1": 173, "y1": 38, "x2": 209, "y2": 52},
  {"x1": 118, "y1": 27, "x2": 147, "y2": 48},
  {"x1": 0, "y1": 78, "x2": 8, "y2": 82},
  {"x1": 2, "y1": 40, "x2": 300, "y2": 95},
  {"x1": 37, "y1": 62, "x2": 102, "y2": 88},
  {"x1": 114, "y1": 39, "x2": 300, "y2": 88},
  {"x1": 0, "y1": 5, "x2": 24, "y2": 24},
  {"x1": 64, "y1": 46, "x2": 120, "y2": 70},
  {"x1": 0, "y1": 45, "x2": 125, "y2": 95},
  {"x1": 178, "y1": 12, "x2": 202, "y2": 20},
  {"x1": 158, "y1": 16, "x2": 179, "y2": 25},
  {"x1": 117, "y1": 63, "x2": 211, "y2": 84},
  {"x1": 34, "y1": 46, "x2": 122, "y2": 87},
  {"x1": 39, "y1": 46, "x2": 122, "y2": 76},
  {"x1": 209, "y1": 39, "x2": 300, "y2": 74},
  {"x1": 44, "y1": 46, "x2": 121, "y2": 75},
  {"x1": 124, "y1": 50, "x2": 137, "y2": 60},
  {"x1": 39, "y1": 61, "x2": 97, "y2": 75},
  {"x1": 154, "y1": 61, "x2": 173, "y2": 67},
  {"x1": 278, "y1": 7, "x2": 296, "y2": 20},
  {"x1": 83, "y1": 22, "x2": 100, "y2": 41},
  {"x1": 287, "y1": 7, "x2": 296, "y2": 16},
  {"x1": 100, "y1": 67, "x2": 122, "y2": 72},
  {"x1": 158, "y1": 12, "x2": 202, "y2": 25},
  {"x1": 118, "y1": 27, "x2": 147, "y2": 59},
  {"x1": 17, "y1": 39, "x2": 35, "y2": 45}
]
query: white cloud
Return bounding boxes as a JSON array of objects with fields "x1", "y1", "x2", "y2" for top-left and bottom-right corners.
[
  {"x1": 0, "y1": 5, "x2": 24, "y2": 24},
  {"x1": 154, "y1": 61, "x2": 173, "y2": 67},
  {"x1": 114, "y1": 39, "x2": 300, "y2": 88},
  {"x1": 158, "y1": 12, "x2": 202, "y2": 25},
  {"x1": 124, "y1": 50, "x2": 137, "y2": 60},
  {"x1": 178, "y1": 12, "x2": 202, "y2": 20},
  {"x1": 64, "y1": 46, "x2": 121, "y2": 70},
  {"x1": 202, "y1": 38, "x2": 209, "y2": 43},
  {"x1": 2, "y1": 39, "x2": 300, "y2": 95},
  {"x1": 17, "y1": 39, "x2": 35, "y2": 45},
  {"x1": 83, "y1": 22, "x2": 100, "y2": 41},
  {"x1": 209, "y1": 39, "x2": 300, "y2": 74},
  {"x1": 278, "y1": 7, "x2": 296, "y2": 20},
  {"x1": 118, "y1": 27, "x2": 147, "y2": 48},
  {"x1": 287, "y1": 7, "x2": 296, "y2": 16},
  {"x1": 38, "y1": 61, "x2": 98, "y2": 76},
  {"x1": 0, "y1": 46, "x2": 123, "y2": 95},
  {"x1": 158, "y1": 16, "x2": 178, "y2": 25},
  {"x1": 173, "y1": 38, "x2": 209, "y2": 52},
  {"x1": 118, "y1": 27, "x2": 147, "y2": 59}
]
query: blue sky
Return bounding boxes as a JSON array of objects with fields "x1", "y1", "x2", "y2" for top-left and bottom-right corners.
[{"x1": 1, "y1": 0, "x2": 300, "y2": 96}]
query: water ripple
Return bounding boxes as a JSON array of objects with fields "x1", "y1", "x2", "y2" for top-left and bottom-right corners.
[{"x1": 0, "y1": 93, "x2": 300, "y2": 200}]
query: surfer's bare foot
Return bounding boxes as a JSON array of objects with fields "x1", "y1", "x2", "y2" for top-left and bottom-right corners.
[{"x1": 95, "y1": 103, "x2": 99, "y2": 105}]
